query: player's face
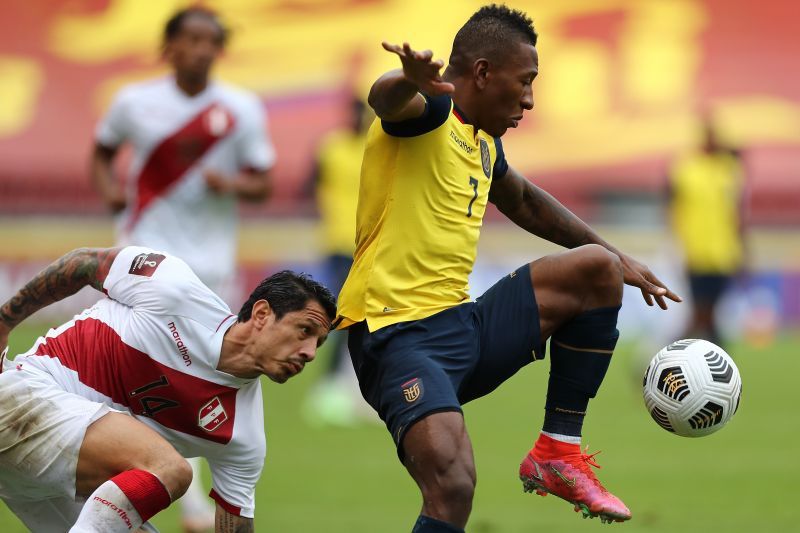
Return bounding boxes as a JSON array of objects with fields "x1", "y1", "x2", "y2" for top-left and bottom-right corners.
[
  {"x1": 479, "y1": 41, "x2": 538, "y2": 137},
  {"x1": 164, "y1": 15, "x2": 224, "y2": 81},
  {"x1": 256, "y1": 301, "x2": 330, "y2": 384}
]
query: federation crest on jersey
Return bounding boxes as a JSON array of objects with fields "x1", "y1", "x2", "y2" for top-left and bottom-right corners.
[
  {"x1": 129, "y1": 253, "x2": 165, "y2": 277},
  {"x1": 198, "y1": 396, "x2": 228, "y2": 432},
  {"x1": 479, "y1": 138, "x2": 491, "y2": 178},
  {"x1": 402, "y1": 378, "x2": 424, "y2": 403},
  {"x1": 204, "y1": 104, "x2": 232, "y2": 137}
]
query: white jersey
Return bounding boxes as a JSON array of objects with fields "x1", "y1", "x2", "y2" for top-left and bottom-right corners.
[
  {"x1": 95, "y1": 77, "x2": 276, "y2": 288},
  {"x1": 15, "y1": 246, "x2": 265, "y2": 518}
]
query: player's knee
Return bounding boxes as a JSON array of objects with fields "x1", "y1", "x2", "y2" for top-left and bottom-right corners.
[
  {"x1": 426, "y1": 461, "x2": 476, "y2": 508},
  {"x1": 140, "y1": 452, "x2": 192, "y2": 501},
  {"x1": 577, "y1": 244, "x2": 623, "y2": 305},
  {"x1": 163, "y1": 456, "x2": 193, "y2": 500}
]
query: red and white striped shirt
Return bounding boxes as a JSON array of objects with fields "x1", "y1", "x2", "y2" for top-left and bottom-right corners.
[
  {"x1": 95, "y1": 77, "x2": 276, "y2": 289},
  {"x1": 16, "y1": 246, "x2": 265, "y2": 517}
]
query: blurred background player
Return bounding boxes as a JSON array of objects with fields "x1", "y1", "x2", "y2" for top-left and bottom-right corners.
[
  {"x1": 303, "y1": 95, "x2": 375, "y2": 427},
  {"x1": 0, "y1": 246, "x2": 335, "y2": 533},
  {"x1": 668, "y1": 117, "x2": 747, "y2": 347},
  {"x1": 89, "y1": 7, "x2": 276, "y2": 532}
]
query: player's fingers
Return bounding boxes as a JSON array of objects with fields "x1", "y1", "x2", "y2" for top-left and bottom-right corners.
[
  {"x1": 645, "y1": 271, "x2": 683, "y2": 303},
  {"x1": 428, "y1": 81, "x2": 456, "y2": 95},
  {"x1": 654, "y1": 293, "x2": 668, "y2": 310},
  {"x1": 664, "y1": 287, "x2": 683, "y2": 303},
  {"x1": 382, "y1": 41, "x2": 403, "y2": 55},
  {"x1": 414, "y1": 49, "x2": 434, "y2": 62},
  {"x1": 640, "y1": 287, "x2": 654, "y2": 306}
]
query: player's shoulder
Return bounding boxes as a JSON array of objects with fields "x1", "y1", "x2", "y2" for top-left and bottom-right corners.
[
  {"x1": 112, "y1": 246, "x2": 223, "y2": 304},
  {"x1": 113, "y1": 76, "x2": 173, "y2": 102},
  {"x1": 381, "y1": 93, "x2": 452, "y2": 138},
  {"x1": 213, "y1": 81, "x2": 264, "y2": 114}
]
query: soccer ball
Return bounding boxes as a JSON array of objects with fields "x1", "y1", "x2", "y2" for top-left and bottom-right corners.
[{"x1": 642, "y1": 339, "x2": 742, "y2": 437}]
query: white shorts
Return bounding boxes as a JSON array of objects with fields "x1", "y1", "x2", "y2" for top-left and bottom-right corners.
[{"x1": 0, "y1": 365, "x2": 110, "y2": 531}]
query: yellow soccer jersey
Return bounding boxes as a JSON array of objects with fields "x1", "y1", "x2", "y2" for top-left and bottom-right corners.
[
  {"x1": 336, "y1": 94, "x2": 509, "y2": 331},
  {"x1": 316, "y1": 129, "x2": 366, "y2": 256},
  {"x1": 670, "y1": 150, "x2": 744, "y2": 274}
]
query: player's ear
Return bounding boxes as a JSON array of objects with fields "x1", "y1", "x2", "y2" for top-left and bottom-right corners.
[
  {"x1": 251, "y1": 300, "x2": 273, "y2": 328},
  {"x1": 474, "y1": 58, "x2": 490, "y2": 89}
]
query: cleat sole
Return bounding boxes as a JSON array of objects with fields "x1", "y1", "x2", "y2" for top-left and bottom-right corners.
[{"x1": 520, "y1": 474, "x2": 631, "y2": 524}]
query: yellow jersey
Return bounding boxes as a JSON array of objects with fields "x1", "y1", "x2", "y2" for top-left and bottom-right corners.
[
  {"x1": 670, "y1": 150, "x2": 744, "y2": 274},
  {"x1": 316, "y1": 129, "x2": 366, "y2": 256},
  {"x1": 336, "y1": 94, "x2": 508, "y2": 331}
]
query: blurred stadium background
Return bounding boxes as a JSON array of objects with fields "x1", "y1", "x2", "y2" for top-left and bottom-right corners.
[{"x1": 0, "y1": 0, "x2": 798, "y2": 531}]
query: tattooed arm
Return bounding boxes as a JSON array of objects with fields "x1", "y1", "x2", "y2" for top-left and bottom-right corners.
[
  {"x1": 0, "y1": 247, "x2": 120, "y2": 348},
  {"x1": 215, "y1": 506, "x2": 254, "y2": 533},
  {"x1": 489, "y1": 167, "x2": 680, "y2": 308},
  {"x1": 489, "y1": 167, "x2": 613, "y2": 250}
]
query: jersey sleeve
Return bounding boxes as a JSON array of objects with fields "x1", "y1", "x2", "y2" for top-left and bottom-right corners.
[
  {"x1": 102, "y1": 246, "x2": 223, "y2": 317},
  {"x1": 381, "y1": 93, "x2": 452, "y2": 137},
  {"x1": 492, "y1": 137, "x2": 509, "y2": 180},
  {"x1": 95, "y1": 89, "x2": 132, "y2": 148},
  {"x1": 236, "y1": 96, "x2": 276, "y2": 171},
  {"x1": 206, "y1": 381, "x2": 266, "y2": 518}
]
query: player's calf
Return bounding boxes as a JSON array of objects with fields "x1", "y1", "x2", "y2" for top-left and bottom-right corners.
[{"x1": 70, "y1": 469, "x2": 173, "y2": 532}]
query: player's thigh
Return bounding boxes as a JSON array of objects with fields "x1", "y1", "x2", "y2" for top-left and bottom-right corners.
[
  {"x1": 460, "y1": 264, "x2": 544, "y2": 403},
  {"x1": 0, "y1": 369, "x2": 109, "y2": 502},
  {"x1": 402, "y1": 411, "x2": 475, "y2": 489},
  {"x1": 76, "y1": 411, "x2": 188, "y2": 498}
]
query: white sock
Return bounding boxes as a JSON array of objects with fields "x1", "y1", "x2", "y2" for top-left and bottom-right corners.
[
  {"x1": 70, "y1": 479, "x2": 143, "y2": 532},
  {"x1": 542, "y1": 431, "x2": 582, "y2": 445}
]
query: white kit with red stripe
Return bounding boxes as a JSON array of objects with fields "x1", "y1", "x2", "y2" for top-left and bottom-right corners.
[
  {"x1": 14, "y1": 246, "x2": 265, "y2": 517},
  {"x1": 95, "y1": 76, "x2": 276, "y2": 288}
]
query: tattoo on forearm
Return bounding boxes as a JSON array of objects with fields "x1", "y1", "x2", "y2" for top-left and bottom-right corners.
[
  {"x1": 496, "y1": 177, "x2": 593, "y2": 249},
  {"x1": 216, "y1": 510, "x2": 254, "y2": 533},
  {"x1": 0, "y1": 248, "x2": 117, "y2": 329},
  {"x1": 527, "y1": 186, "x2": 592, "y2": 248}
]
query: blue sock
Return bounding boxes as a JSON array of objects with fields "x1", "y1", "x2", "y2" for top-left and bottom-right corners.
[
  {"x1": 412, "y1": 515, "x2": 464, "y2": 532},
  {"x1": 543, "y1": 306, "x2": 620, "y2": 437}
]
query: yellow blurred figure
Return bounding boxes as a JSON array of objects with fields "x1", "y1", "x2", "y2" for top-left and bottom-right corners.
[{"x1": 669, "y1": 120, "x2": 746, "y2": 346}]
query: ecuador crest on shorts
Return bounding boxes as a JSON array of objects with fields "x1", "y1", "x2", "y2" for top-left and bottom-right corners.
[
  {"x1": 402, "y1": 378, "x2": 424, "y2": 403},
  {"x1": 199, "y1": 396, "x2": 228, "y2": 432}
]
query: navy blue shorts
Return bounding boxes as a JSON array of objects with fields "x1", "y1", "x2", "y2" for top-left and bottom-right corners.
[
  {"x1": 688, "y1": 273, "x2": 731, "y2": 306},
  {"x1": 347, "y1": 264, "x2": 544, "y2": 458}
]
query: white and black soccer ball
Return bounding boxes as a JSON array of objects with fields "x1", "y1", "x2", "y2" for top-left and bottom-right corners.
[{"x1": 642, "y1": 339, "x2": 742, "y2": 437}]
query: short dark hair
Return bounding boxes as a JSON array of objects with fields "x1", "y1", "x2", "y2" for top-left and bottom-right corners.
[
  {"x1": 450, "y1": 4, "x2": 537, "y2": 73},
  {"x1": 238, "y1": 271, "x2": 337, "y2": 325},
  {"x1": 163, "y1": 6, "x2": 229, "y2": 47}
]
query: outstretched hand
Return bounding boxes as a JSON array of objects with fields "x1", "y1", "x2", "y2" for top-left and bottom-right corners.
[
  {"x1": 619, "y1": 253, "x2": 682, "y2": 310},
  {"x1": 382, "y1": 42, "x2": 455, "y2": 96}
]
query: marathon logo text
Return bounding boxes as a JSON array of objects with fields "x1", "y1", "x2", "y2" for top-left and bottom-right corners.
[
  {"x1": 168, "y1": 322, "x2": 192, "y2": 366},
  {"x1": 450, "y1": 131, "x2": 474, "y2": 154},
  {"x1": 92, "y1": 496, "x2": 133, "y2": 529}
]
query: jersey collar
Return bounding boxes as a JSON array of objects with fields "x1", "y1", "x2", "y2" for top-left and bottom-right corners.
[
  {"x1": 452, "y1": 100, "x2": 480, "y2": 140},
  {"x1": 452, "y1": 101, "x2": 470, "y2": 125}
]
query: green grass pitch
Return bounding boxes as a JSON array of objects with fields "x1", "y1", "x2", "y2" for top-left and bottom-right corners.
[{"x1": 1, "y1": 323, "x2": 797, "y2": 532}]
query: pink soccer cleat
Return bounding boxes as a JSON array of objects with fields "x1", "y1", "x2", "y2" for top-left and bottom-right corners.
[{"x1": 519, "y1": 433, "x2": 631, "y2": 524}]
